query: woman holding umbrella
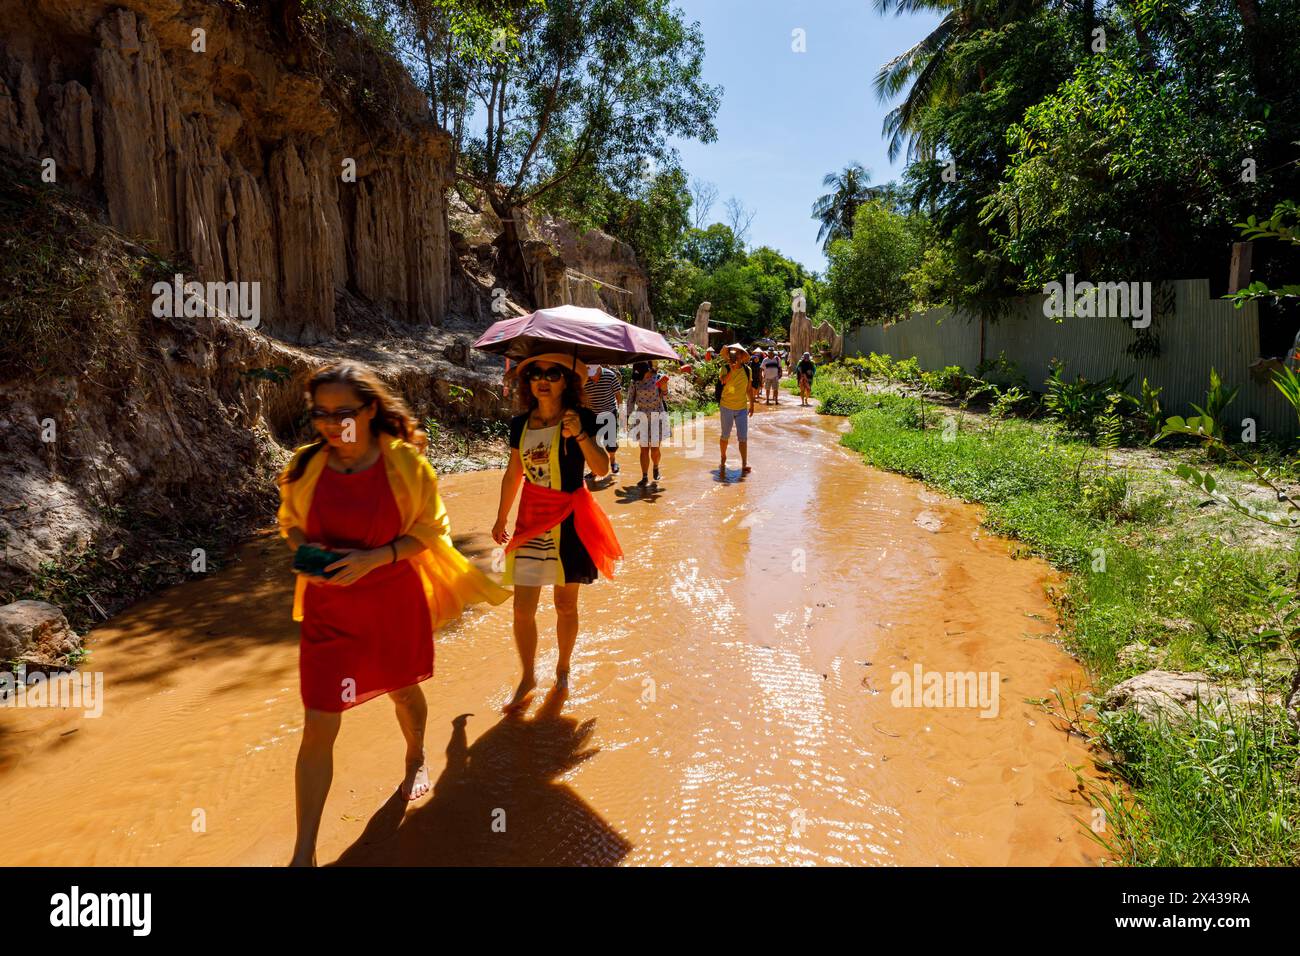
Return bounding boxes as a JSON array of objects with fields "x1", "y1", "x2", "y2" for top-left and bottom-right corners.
[{"x1": 491, "y1": 353, "x2": 623, "y2": 711}]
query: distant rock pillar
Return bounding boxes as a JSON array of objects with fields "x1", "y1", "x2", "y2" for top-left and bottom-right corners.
[
  {"x1": 789, "y1": 293, "x2": 812, "y2": 361},
  {"x1": 692, "y1": 301, "x2": 712, "y2": 349}
]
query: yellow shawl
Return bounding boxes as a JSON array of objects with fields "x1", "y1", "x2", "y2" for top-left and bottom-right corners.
[{"x1": 277, "y1": 437, "x2": 510, "y2": 625}]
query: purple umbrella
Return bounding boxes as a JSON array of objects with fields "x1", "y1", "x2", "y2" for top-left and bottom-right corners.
[{"x1": 472, "y1": 305, "x2": 679, "y2": 365}]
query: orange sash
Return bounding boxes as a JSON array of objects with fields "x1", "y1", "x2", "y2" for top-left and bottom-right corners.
[{"x1": 506, "y1": 482, "x2": 623, "y2": 578}]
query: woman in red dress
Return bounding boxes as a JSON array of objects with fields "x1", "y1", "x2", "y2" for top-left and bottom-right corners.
[{"x1": 277, "y1": 361, "x2": 507, "y2": 866}]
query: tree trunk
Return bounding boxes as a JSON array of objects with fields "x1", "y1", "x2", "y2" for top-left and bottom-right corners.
[
  {"x1": 1235, "y1": 0, "x2": 1268, "y2": 93},
  {"x1": 487, "y1": 189, "x2": 536, "y2": 308}
]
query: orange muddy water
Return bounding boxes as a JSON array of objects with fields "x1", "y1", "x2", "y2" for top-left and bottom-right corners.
[{"x1": 0, "y1": 402, "x2": 1103, "y2": 866}]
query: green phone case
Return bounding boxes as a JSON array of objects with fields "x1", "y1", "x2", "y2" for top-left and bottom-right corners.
[{"x1": 293, "y1": 544, "x2": 346, "y2": 578}]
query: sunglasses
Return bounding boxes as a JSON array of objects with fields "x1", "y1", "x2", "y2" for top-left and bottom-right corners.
[
  {"x1": 310, "y1": 402, "x2": 371, "y2": 423},
  {"x1": 524, "y1": 366, "x2": 567, "y2": 382}
]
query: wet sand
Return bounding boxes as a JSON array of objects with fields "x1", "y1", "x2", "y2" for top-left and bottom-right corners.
[{"x1": 0, "y1": 401, "x2": 1104, "y2": 865}]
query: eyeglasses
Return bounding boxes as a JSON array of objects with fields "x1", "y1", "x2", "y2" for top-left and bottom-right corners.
[
  {"x1": 310, "y1": 403, "x2": 370, "y2": 423},
  {"x1": 524, "y1": 366, "x2": 566, "y2": 382}
]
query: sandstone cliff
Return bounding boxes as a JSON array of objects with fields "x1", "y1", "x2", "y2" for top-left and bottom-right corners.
[
  {"x1": 1, "y1": 0, "x2": 453, "y2": 342},
  {"x1": 448, "y1": 188, "x2": 656, "y2": 329},
  {"x1": 0, "y1": 0, "x2": 508, "y2": 631},
  {"x1": 0, "y1": 0, "x2": 653, "y2": 635}
]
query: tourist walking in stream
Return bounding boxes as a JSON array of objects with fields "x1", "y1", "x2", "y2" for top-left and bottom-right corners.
[
  {"x1": 747, "y1": 349, "x2": 764, "y2": 414},
  {"x1": 626, "y1": 360, "x2": 672, "y2": 486},
  {"x1": 761, "y1": 350, "x2": 783, "y2": 405},
  {"x1": 492, "y1": 353, "x2": 624, "y2": 712},
  {"x1": 277, "y1": 361, "x2": 509, "y2": 867},
  {"x1": 583, "y1": 362, "x2": 623, "y2": 478},
  {"x1": 796, "y1": 352, "x2": 816, "y2": 406},
  {"x1": 718, "y1": 344, "x2": 755, "y2": 478}
]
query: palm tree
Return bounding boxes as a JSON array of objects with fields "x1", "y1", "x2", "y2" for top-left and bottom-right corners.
[
  {"x1": 873, "y1": 0, "x2": 1045, "y2": 162},
  {"x1": 811, "y1": 163, "x2": 887, "y2": 252}
]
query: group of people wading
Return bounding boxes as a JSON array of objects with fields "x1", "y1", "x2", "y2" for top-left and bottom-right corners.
[{"x1": 277, "y1": 347, "x2": 816, "y2": 865}]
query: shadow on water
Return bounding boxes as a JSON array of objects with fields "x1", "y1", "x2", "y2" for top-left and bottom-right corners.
[
  {"x1": 332, "y1": 689, "x2": 632, "y2": 866},
  {"x1": 612, "y1": 483, "x2": 664, "y2": 505}
]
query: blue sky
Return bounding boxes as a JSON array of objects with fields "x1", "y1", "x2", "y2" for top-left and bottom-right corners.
[{"x1": 670, "y1": 0, "x2": 941, "y2": 274}]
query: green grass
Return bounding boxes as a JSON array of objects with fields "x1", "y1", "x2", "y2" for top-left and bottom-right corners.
[
  {"x1": 668, "y1": 397, "x2": 719, "y2": 417},
  {"x1": 813, "y1": 377, "x2": 1300, "y2": 866}
]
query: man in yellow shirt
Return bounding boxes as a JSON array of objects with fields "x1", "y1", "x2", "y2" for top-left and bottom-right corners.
[{"x1": 718, "y1": 344, "x2": 755, "y2": 478}]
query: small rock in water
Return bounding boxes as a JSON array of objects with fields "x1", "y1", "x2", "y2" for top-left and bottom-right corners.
[{"x1": 914, "y1": 511, "x2": 942, "y2": 533}]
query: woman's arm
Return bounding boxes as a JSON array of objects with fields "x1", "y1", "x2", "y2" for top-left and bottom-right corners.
[
  {"x1": 564, "y1": 408, "x2": 610, "y2": 476},
  {"x1": 492, "y1": 450, "x2": 524, "y2": 543},
  {"x1": 322, "y1": 533, "x2": 427, "y2": 586}
]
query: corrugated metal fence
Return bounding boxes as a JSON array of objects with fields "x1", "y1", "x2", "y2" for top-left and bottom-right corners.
[{"x1": 843, "y1": 279, "x2": 1296, "y2": 436}]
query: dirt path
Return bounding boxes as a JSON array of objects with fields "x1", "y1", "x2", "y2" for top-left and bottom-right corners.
[{"x1": 0, "y1": 401, "x2": 1104, "y2": 866}]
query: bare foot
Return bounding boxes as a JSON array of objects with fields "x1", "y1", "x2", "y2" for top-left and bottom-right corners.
[
  {"x1": 503, "y1": 674, "x2": 536, "y2": 713},
  {"x1": 742, "y1": 465, "x2": 752, "y2": 475},
  {"x1": 400, "y1": 760, "x2": 430, "y2": 801}
]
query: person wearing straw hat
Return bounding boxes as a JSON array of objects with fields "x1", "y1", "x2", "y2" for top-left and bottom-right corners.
[
  {"x1": 491, "y1": 352, "x2": 623, "y2": 712},
  {"x1": 717, "y1": 344, "x2": 755, "y2": 479}
]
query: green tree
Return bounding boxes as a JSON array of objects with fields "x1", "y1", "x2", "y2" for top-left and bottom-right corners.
[
  {"x1": 825, "y1": 202, "x2": 924, "y2": 326},
  {"x1": 872, "y1": 0, "x2": 1047, "y2": 162},
  {"x1": 811, "y1": 163, "x2": 887, "y2": 253},
  {"x1": 987, "y1": 46, "x2": 1265, "y2": 287},
  {"x1": 682, "y1": 223, "x2": 743, "y2": 272},
  {"x1": 693, "y1": 260, "x2": 758, "y2": 335},
  {"x1": 896, "y1": 12, "x2": 1077, "y2": 312},
  {"x1": 450, "y1": 0, "x2": 721, "y2": 301}
]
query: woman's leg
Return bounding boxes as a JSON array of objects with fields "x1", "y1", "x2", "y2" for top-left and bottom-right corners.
[
  {"x1": 291, "y1": 707, "x2": 342, "y2": 866},
  {"x1": 389, "y1": 683, "x2": 430, "y2": 800},
  {"x1": 506, "y1": 585, "x2": 541, "y2": 709},
  {"x1": 554, "y1": 583, "x2": 581, "y2": 689},
  {"x1": 639, "y1": 445, "x2": 651, "y2": 479}
]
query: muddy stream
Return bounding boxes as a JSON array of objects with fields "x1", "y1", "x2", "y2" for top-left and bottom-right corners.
[{"x1": 0, "y1": 403, "x2": 1102, "y2": 866}]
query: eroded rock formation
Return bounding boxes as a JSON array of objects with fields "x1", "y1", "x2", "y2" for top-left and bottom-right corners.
[
  {"x1": 0, "y1": 0, "x2": 508, "y2": 631},
  {"x1": 812, "y1": 319, "x2": 843, "y2": 360},
  {"x1": 691, "y1": 302, "x2": 712, "y2": 349},
  {"x1": 789, "y1": 301, "x2": 812, "y2": 362},
  {"x1": 0, "y1": 0, "x2": 453, "y2": 343}
]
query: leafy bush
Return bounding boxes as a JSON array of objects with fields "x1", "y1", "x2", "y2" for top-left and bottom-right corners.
[
  {"x1": 690, "y1": 360, "x2": 722, "y2": 403},
  {"x1": 1189, "y1": 367, "x2": 1239, "y2": 441},
  {"x1": 1043, "y1": 361, "x2": 1133, "y2": 436},
  {"x1": 815, "y1": 379, "x2": 874, "y2": 416},
  {"x1": 893, "y1": 356, "x2": 922, "y2": 383},
  {"x1": 975, "y1": 350, "x2": 1027, "y2": 389},
  {"x1": 866, "y1": 352, "x2": 898, "y2": 381},
  {"x1": 988, "y1": 385, "x2": 1031, "y2": 422},
  {"x1": 1138, "y1": 377, "x2": 1164, "y2": 438},
  {"x1": 921, "y1": 364, "x2": 972, "y2": 396}
]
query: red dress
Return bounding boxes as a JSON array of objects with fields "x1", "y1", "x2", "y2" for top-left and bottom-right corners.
[{"x1": 300, "y1": 460, "x2": 433, "y2": 712}]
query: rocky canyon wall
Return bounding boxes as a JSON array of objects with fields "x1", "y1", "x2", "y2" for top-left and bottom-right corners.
[
  {"x1": 0, "y1": 0, "x2": 453, "y2": 343},
  {"x1": 528, "y1": 215, "x2": 655, "y2": 329}
]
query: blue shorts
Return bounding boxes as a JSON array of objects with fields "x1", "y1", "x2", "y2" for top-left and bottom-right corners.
[{"x1": 720, "y1": 406, "x2": 748, "y2": 441}]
